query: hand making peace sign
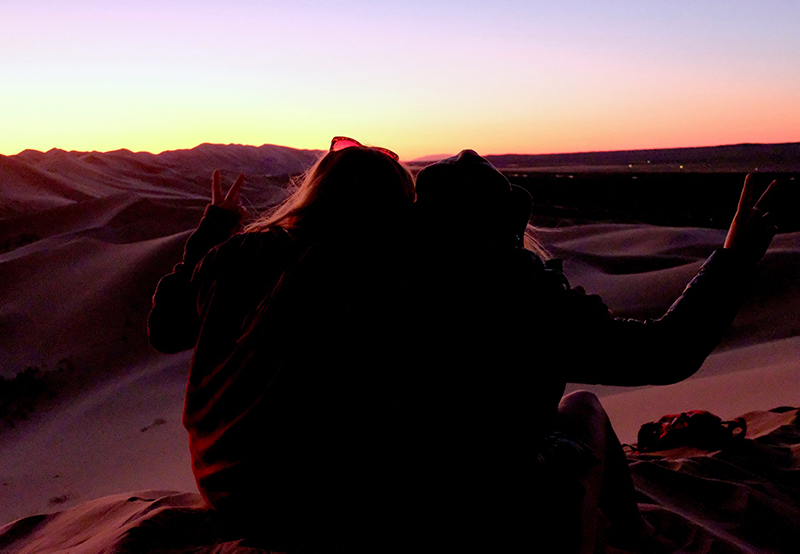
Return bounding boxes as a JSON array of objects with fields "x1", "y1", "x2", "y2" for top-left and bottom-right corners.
[
  {"x1": 211, "y1": 169, "x2": 247, "y2": 222},
  {"x1": 724, "y1": 173, "x2": 784, "y2": 264}
]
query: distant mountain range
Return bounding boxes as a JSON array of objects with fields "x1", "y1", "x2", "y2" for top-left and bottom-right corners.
[
  {"x1": 0, "y1": 143, "x2": 321, "y2": 216},
  {"x1": 2, "y1": 141, "x2": 798, "y2": 217},
  {"x1": 482, "y1": 142, "x2": 800, "y2": 173},
  {"x1": 411, "y1": 142, "x2": 800, "y2": 172}
]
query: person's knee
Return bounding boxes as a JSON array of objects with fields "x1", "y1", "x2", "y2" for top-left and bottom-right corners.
[{"x1": 559, "y1": 390, "x2": 606, "y2": 419}]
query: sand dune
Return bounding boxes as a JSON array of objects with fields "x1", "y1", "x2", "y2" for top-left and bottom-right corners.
[
  {"x1": 1, "y1": 144, "x2": 325, "y2": 529},
  {"x1": 1, "y1": 144, "x2": 798, "y2": 551},
  {"x1": 2, "y1": 409, "x2": 798, "y2": 553}
]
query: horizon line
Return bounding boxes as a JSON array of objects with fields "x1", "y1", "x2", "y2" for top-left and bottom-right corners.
[{"x1": 4, "y1": 139, "x2": 800, "y2": 162}]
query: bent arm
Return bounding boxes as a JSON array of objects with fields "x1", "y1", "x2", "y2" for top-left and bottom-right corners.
[
  {"x1": 563, "y1": 249, "x2": 755, "y2": 386},
  {"x1": 562, "y1": 174, "x2": 787, "y2": 386},
  {"x1": 148, "y1": 205, "x2": 243, "y2": 353}
]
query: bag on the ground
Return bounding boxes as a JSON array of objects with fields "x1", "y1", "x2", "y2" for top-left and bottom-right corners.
[{"x1": 636, "y1": 410, "x2": 746, "y2": 452}]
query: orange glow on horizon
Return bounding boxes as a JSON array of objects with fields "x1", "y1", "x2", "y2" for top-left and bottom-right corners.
[{"x1": 3, "y1": 2, "x2": 799, "y2": 161}]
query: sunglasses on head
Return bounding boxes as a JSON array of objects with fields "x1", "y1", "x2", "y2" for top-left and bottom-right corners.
[{"x1": 330, "y1": 136, "x2": 399, "y2": 161}]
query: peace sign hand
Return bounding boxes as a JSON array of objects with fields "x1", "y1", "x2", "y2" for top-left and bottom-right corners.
[
  {"x1": 724, "y1": 173, "x2": 782, "y2": 263},
  {"x1": 211, "y1": 169, "x2": 247, "y2": 222}
]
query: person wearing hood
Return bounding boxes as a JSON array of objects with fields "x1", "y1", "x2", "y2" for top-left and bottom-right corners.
[{"x1": 409, "y1": 150, "x2": 784, "y2": 553}]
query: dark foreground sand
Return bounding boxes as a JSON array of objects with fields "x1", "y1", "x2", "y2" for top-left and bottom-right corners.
[
  {"x1": 1, "y1": 145, "x2": 798, "y2": 552},
  {"x1": 3, "y1": 408, "x2": 797, "y2": 553}
]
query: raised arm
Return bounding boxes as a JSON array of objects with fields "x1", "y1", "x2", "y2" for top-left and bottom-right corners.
[
  {"x1": 148, "y1": 171, "x2": 246, "y2": 353},
  {"x1": 562, "y1": 174, "x2": 787, "y2": 386}
]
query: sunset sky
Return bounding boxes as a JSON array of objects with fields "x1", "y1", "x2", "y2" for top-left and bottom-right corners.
[{"x1": 2, "y1": 1, "x2": 799, "y2": 160}]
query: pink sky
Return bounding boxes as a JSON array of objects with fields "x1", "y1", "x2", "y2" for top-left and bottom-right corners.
[{"x1": 2, "y1": 1, "x2": 798, "y2": 159}]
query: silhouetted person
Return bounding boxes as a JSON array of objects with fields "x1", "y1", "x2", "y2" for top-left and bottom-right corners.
[
  {"x1": 149, "y1": 138, "x2": 417, "y2": 552},
  {"x1": 410, "y1": 151, "x2": 786, "y2": 553},
  {"x1": 407, "y1": 150, "x2": 564, "y2": 551}
]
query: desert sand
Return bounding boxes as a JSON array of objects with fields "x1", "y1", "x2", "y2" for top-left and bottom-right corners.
[{"x1": 1, "y1": 144, "x2": 798, "y2": 552}]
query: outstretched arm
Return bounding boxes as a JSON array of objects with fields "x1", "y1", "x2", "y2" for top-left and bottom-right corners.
[
  {"x1": 148, "y1": 171, "x2": 246, "y2": 353},
  {"x1": 564, "y1": 174, "x2": 788, "y2": 386}
]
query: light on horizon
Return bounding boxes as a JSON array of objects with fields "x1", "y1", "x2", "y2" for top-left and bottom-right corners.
[{"x1": 1, "y1": 2, "x2": 799, "y2": 158}]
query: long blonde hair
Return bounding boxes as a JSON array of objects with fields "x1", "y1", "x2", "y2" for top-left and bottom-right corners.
[
  {"x1": 246, "y1": 147, "x2": 415, "y2": 235},
  {"x1": 524, "y1": 227, "x2": 551, "y2": 260}
]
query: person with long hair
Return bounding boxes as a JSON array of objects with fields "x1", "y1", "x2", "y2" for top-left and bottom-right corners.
[{"x1": 148, "y1": 138, "x2": 416, "y2": 551}]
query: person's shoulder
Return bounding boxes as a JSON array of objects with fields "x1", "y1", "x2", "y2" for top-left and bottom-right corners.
[
  {"x1": 198, "y1": 227, "x2": 295, "y2": 273},
  {"x1": 502, "y1": 245, "x2": 547, "y2": 273},
  {"x1": 226, "y1": 226, "x2": 295, "y2": 249},
  {"x1": 504, "y1": 249, "x2": 572, "y2": 297}
]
